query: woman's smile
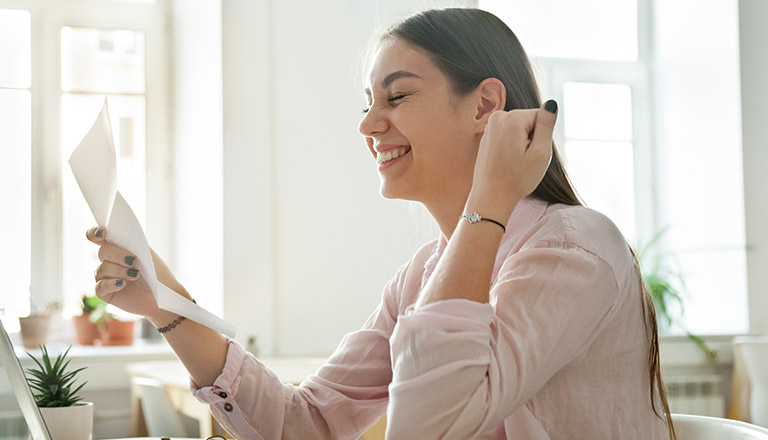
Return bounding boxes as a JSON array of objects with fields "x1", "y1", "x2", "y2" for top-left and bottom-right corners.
[{"x1": 376, "y1": 145, "x2": 412, "y2": 170}]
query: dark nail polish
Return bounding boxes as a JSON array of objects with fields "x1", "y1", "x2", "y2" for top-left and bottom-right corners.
[
  {"x1": 545, "y1": 100, "x2": 558, "y2": 114},
  {"x1": 95, "y1": 229, "x2": 103, "y2": 238},
  {"x1": 127, "y1": 268, "x2": 139, "y2": 277},
  {"x1": 124, "y1": 256, "x2": 136, "y2": 265},
  {"x1": 115, "y1": 279, "x2": 124, "y2": 286}
]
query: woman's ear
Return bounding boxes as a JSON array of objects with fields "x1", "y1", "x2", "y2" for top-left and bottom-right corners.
[{"x1": 474, "y1": 78, "x2": 506, "y2": 133}]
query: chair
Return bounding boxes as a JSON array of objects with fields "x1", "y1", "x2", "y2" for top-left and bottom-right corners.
[
  {"x1": 132, "y1": 376, "x2": 189, "y2": 437},
  {"x1": 672, "y1": 414, "x2": 768, "y2": 439},
  {"x1": 733, "y1": 336, "x2": 768, "y2": 427}
]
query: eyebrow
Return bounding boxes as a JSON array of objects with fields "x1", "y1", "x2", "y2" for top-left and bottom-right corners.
[{"x1": 364, "y1": 70, "x2": 421, "y2": 95}]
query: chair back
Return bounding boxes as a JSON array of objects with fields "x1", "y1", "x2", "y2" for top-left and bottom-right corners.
[
  {"x1": 133, "y1": 376, "x2": 189, "y2": 437},
  {"x1": 734, "y1": 336, "x2": 768, "y2": 427},
  {"x1": 672, "y1": 413, "x2": 768, "y2": 439}
]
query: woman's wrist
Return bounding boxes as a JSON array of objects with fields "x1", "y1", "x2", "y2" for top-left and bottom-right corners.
[
  {"x1": 464, "y1": 189, "x2": 520, "y2": 225},
  {"x1": 145, "y1": 295, "x2": 195, "y2": 327}
]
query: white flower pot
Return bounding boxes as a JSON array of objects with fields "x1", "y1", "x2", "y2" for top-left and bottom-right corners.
[{"x1": 39, "y1": 402, "x2": 93, "y2": 440}]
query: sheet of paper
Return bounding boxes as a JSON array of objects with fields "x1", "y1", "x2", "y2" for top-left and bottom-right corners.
[{"x1": 68, "y1": 100, "x2": 236, "y2": 338}]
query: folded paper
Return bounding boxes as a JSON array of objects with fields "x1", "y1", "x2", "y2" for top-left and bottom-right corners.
[{"x1": 69, "y1": 100, "x2": 236, "y2": 338}]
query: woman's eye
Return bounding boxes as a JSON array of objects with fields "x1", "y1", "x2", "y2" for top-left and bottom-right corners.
[
  {"x1": 388, "y1": 94, "x2": 407, "y2": 103},
  {"x1": 362, "y1": 93, "x2": 409, "y2": 113}
]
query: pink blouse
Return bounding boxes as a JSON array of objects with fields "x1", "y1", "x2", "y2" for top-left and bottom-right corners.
[{"x1": 191, "y1": 197, "x2": 669, "y2": 439}]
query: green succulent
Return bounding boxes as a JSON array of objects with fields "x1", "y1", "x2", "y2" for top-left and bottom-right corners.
[{"x1": 25, "y1": 345, "x2": 88, "y2": 408}]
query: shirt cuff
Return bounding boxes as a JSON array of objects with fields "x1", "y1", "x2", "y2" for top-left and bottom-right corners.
[{"x1": 190, "y1": 339, "x2": 245, "y2": 404}]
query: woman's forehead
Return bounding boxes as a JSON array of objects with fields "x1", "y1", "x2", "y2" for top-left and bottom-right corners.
[{"x1": 364, "y1": 39, "x2": 436, "y2": 90}]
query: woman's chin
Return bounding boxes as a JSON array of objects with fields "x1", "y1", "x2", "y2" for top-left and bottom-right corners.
[{"x1": 379, "y1": 184, "x2": 411, "y2": 201}]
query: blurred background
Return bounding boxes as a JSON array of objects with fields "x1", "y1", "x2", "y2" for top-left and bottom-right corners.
[{"x1": 1, "y1": 0, "x2": 767, "y2": 437}]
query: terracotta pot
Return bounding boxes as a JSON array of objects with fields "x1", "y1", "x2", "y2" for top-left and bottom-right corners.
[
  {"x1": 39, "y1": 401, "x2": 93, "y2": 440},
  {"x1": 18, "y1": 315, "x2": 51, "y2": 349},
  {"x1": 100, "y1": 320, "x2": 135, "y2": 346},
  {"x1": 72, "y1": 315, "x2": 101, "y2": 346}
]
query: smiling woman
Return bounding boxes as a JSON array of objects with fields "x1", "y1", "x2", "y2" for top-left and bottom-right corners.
[{"x1": 83, "y1": 7, "x2": 673, "y2": 440}]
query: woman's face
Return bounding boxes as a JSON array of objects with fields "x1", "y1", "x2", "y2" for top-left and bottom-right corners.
[{"x1": 358, "y1": 38, "x2": 480, "y2": 205}]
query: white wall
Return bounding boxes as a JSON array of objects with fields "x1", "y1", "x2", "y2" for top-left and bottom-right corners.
[
  {"x1": 739, "y1": 0, "x2": 768, "y2": 336},
  {"x1": 221, "y1": 0, "x2": 473, "y2": 355},
  {"x1": 171, "y1": 0, "x2": 224, "y2": 316}
]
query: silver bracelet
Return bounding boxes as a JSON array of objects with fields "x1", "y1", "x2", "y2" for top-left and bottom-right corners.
[{"x1": 461, "y1": 212, "x2": 506, "y2": 233}]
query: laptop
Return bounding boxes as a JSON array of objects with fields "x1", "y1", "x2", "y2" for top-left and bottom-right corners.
[{"x1": 0, "y1": 318, "x2": 53, "y2": 440}]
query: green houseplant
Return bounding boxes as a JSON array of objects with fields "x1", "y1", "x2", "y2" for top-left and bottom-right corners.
[
  {"x1": 73, "y1": 295, "x2": 103, "y2": 345},
  {"x1": 74, "y1": 294, "x2": 135, "y2": 346},
  {"x1": 639, "y1": 232, "x2": 717, "y2": 363},
  {"x1": 25, "y1": 345, "x2": 93, "y2": 438}
]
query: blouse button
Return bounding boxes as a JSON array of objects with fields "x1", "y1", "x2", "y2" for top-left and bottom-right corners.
[
  {"x1": 224, "y1": 402, "x2": 233, "y2": 412},
  {"x1": 219, "y1": 391, "x2": 228, "y2": 398}
]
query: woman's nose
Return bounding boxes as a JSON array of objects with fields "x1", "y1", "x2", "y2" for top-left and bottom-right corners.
[{"x1": 358, "y1": 105, "x2": 388, "y2": 137}]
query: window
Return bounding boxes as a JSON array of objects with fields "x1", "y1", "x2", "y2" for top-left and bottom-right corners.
[
  {"x1": 0, "y1": 0, "x2": 170, "y2": 332},
  {"x1": 0, "y1": 9, "x2": 32, "y2": 329},
  {"x1": 480, "y1": 0, "x2": 748, "y2": 335},
  {"x1": 61, "y1": 27, "x2": 149, "y2": 320}
]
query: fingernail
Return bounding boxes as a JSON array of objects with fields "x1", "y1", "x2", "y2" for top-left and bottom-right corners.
[
  {"x1": 545, "y1": 100, "x2": 558, "y2": 114},
  {"x1": 115, "y1": 279, "x2": 124, "y2": 287},
  {"x1": 95, "y1": 229, "x2": 103, "y2": 238},
  {"x1": 127, "y1": 268, "x2": 139, "y2": 277},
  {"x1": 124, "y1": 256, "x2": 135, "y2": 265}
]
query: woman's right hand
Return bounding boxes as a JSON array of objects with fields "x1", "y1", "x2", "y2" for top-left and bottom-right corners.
[{"x1": 86, "y1": 226, "x2": 192, "y2": 320}]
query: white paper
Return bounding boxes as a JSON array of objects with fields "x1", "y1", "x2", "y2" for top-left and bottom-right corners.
[{"x1": 69, "y1": 100, "x2": 236, "y2": 338}]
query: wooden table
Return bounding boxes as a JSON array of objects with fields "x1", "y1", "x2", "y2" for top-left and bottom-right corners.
[{"x1": 126, "y1": 358, "x2": 386, "y2": 439}]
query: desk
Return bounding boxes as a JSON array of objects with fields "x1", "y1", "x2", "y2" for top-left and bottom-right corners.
[{"x1": 126, "y1": 358, "x2": 387, "y2": 439}]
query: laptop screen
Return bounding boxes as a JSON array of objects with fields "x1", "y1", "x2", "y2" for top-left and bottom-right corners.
[{"x1": 0, "y1": 319, "x2": 52, "y2": 440}]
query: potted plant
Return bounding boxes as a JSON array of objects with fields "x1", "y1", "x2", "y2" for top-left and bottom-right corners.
[
  {"x1": 72, "y1": 295, "x2": 102, "y2": 346},
  {"x1": 86, "y1": 296, "x2": 135, "y2": 346},
  {"x1": 25, "y1": 345, "x2": 93, "y2": 440},
  {"x1": 74, "y1": 294, "x2": 135, "y2": 346},
  {"x1": 639, "y1": 232, "x2": 717, "y2": 363},
  {"x1": 19, "y1": 301, "x2": 59, "y2": 349}
]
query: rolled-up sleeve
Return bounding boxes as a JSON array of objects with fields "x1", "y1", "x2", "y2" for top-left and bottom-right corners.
[
  {"x1": 189, "y1": 253, "x2": 425, "y2": 439},
  {"x1": 387, "y1": 241, "x2": 623, "y2": 439}
]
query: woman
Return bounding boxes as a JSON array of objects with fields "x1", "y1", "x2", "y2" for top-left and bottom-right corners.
[{"x1": 88, "y1": 8, "x2": 674, "y2": 439}]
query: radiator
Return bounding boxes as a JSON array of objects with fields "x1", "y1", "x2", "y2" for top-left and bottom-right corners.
[{"x1": 665, "y1": 374, "x2": 725, "y2": 417}]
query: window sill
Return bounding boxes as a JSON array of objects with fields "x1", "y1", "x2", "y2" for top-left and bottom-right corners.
[
  {"x1": 660, "y1": 334, "x2": 741, "y2": 368},
  {"x1": 9, "y1": 340, "x2": 178, "y2": 392}
]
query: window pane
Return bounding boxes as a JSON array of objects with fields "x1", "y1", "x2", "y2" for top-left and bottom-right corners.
[
  {"x1": 654, "y1": 0, "x2": 747, "y2": 334},
  {"x1": 0, "y1": 90, "x2": 31, "y2": 332},
  {"x1": 61, "y1": 27, "x2": 145, "y2": 93},
  {"x1": 61, "y1": 94, "x2": 146, "y2": 317},
  {"x1": 564, "y1": 82, "x2": 633, "y2": 141},
  {"x1": 0, "y1": 9, "x2": 31, "y2": 88},
  {"x1": 565, "y1": 140, "x2": 635, "y2": 240},
  {"x1": 480, "y1": 0, "x2": 638, "y2": 61}
]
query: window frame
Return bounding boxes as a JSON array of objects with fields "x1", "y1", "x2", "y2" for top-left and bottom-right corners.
[
  {"x1": 483, "y1": 0, "x2": 752, "y2": 342},
  {"x1": 529, "y1": 0, "x2": 655, "y2": 246},
  {"x1": 0, "y1": 0, "x2": 172, "y2": 323}
]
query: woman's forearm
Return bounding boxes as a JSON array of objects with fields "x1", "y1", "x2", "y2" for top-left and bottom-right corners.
[
  {"x1": 417, "y1": 197, "x2": 516, "y2": 307},
  {"x1": 147, "y1": 306, "x2": 230, "y2": 387}
]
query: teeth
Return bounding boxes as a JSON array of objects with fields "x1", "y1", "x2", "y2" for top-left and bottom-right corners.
[{"x1": 377, "y1": 148, "x2": 409, "y2": 164}]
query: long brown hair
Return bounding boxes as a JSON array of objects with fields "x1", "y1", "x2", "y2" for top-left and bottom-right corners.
[{"x1": 384, "y1": 8, "x2": 675, "y2": 438}]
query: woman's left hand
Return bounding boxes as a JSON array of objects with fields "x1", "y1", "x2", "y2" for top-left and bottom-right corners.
[{"x1": 468, "y1": 100, "x2": 558, "y2": 219}]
